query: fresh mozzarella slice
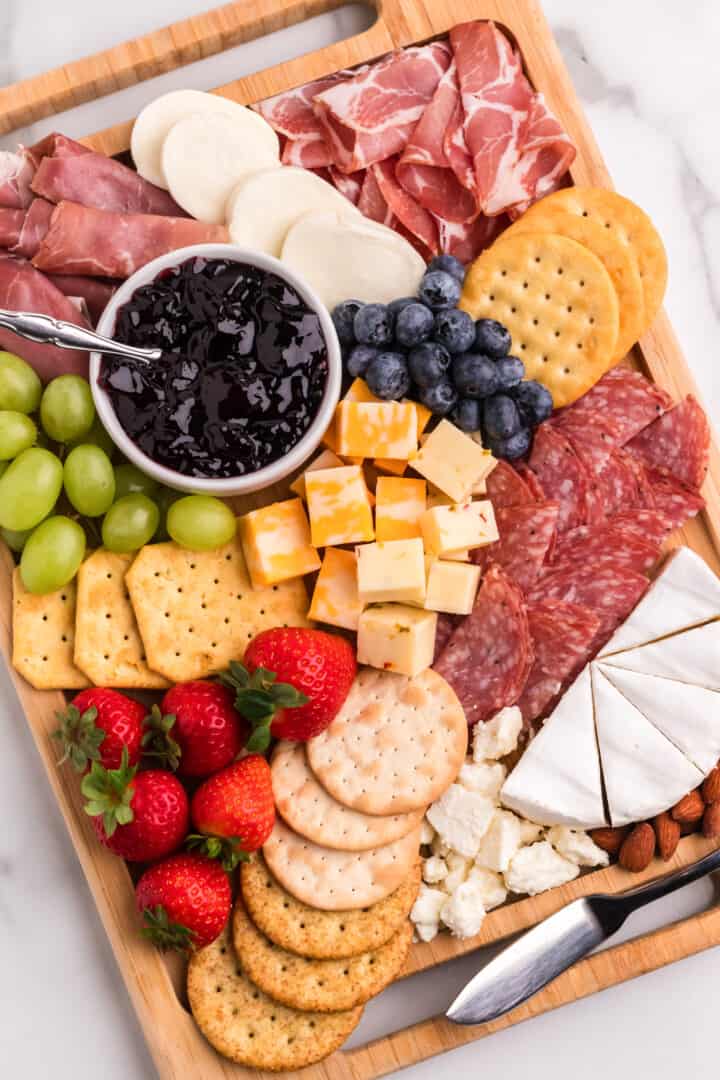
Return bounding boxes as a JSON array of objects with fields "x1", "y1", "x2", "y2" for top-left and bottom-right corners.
[
  {"x1": 591, "y1": 666, "x2": 703, "y2": 827},
  {"x1": 602, "y1": 620, "x2": 720, "y2": 692},
  {"x1": 500, "y1": 667, "x2": 607, "y2": 829},
  {"x1": 227, "y1": 167, "x2": 360, "y2": 256},
  {"x1": 600, "y1": 547, "x2": 720, "y2": 657},
  {"x1": 281, "y1": 211, "x2": 426, "y2": 310},
  {"x1": 597, "y1": 664, "x2": 720, "y2": 775},
  {"x1": 131, "y1": 90, "x2": 273, "y2": 189},
  {"x1": 161, "y1": 111, "x2": 280, "y2": 223}
]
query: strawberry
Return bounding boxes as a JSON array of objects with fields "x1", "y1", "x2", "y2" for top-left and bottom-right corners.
[
  {"x1": 82, "y1": 749, "x2": 189, "y2": 862},
  {"x1": 135, "y1": 853, "x2": 231, "y2": 951},
  {"x1": 142, "y1": 681, "x2": 247, "y2": 777},
  {"x1": 222, "y1": 627, "x2": 356, "y2": 750},
  {"x1": 188, "y1": 755, "x2": 274, "y2": 869},
  {"x1": 54, "y1": 688, "x2": 145, "y2": 772}
]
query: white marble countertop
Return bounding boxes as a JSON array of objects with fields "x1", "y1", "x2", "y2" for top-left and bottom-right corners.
[{"x1": 1, "y1": 2, "x2": 719, "y2": 1077}]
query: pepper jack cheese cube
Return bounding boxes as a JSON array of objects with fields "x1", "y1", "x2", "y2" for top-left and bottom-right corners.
[
  {"x1": 356, "y1": 538, "x2": 426, "y2": 606},
  {"x1": 412, "y1": 420, "x2": 495, "y2": 502},
  {"x1": 425, "y1": 559, "x2": 482, "y2": 615},
  {"x1": 375, "y1": 402, "x2": 432, "y2": 475},
  {"x1": 289, "y1": 449, "x2": 344, "y2": 500},
  {"x1": 323, "y1": 378, "x2": 380, "y2": 453},
  {"x1": 375, "y1": 477, "x2": 426, "y2": 541},
  {"x1": 421, "y1": 500, "x2": 498, "y2": 556},
  {"x1": 305, "y1": 465, "x2": 374, "y2": 547},
  {"x1": 239, "y1": 498, "x2": 321, "y2": 588},
  {"x1": 309, "y1": 548, "x2": 362, "y2": 631},
  {"x1": 357, "y1": 604, "x2": 437, "y2": 678},
  {"x1": 337, "y1": 401, "x2": 418, "y2": 460}
]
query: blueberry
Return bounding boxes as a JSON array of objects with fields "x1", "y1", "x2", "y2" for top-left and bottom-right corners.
[
  {"x1": 408, "y1": 341, "x2": 451, "y2": 388},
  {"x1": 495, "y1": 355, "x2": 525, "y2": 391},
  {"x1": 428, "y1": 254, "x2": 466, "y2": 283},
  {"x1": 395, "y1": 302, "x2": 434, "y2": 348},
  {"x1": 354, "y1": 303, "x2": 393, "y2": 347},
  {"x1": 418, "y1": 270, "x2": 461, "y2": 311},
  {"x1": 388, "y1": 296, "x2": 418, "y2": 316},
  {"x1": 346, "y1": 344, "x2": 378, "y2": 379},
  {"x1": 365, "y1": 352, "x2": 410, "y2": 400},
  {"x1": 486, "y1": 428, "x2": 532, "y2": 461},
  {"x1": 450, "y1": 398, "x2": 481, "y2": 433},
  {"x1": 332, "y1": 299, "x2": 364, "y2": 346},
  {"x1": 474, "y1": 318, "x2": 512, "y2": 358},
  {"x1": 483, "y1": 394, "x2": 522, "y2": 440},
  {"x1": 512, "y1": 379, "x2": 553, "y2": 425},
  {"x1": 418, "y1": 378, "x2": 458, "y2": 416},
  {"x1": 433, "y1": 309, "x2": 476, "y2": 354},
  {"x1": 452, "y1": 353, "x2": 499, "y2": 399}
]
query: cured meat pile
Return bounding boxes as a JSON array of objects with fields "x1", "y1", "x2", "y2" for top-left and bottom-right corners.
[
  {"x1": 433, "y1": 367, "x2": 710, "y2": 728},
  {"x1": 255, "y1": 21, "x2": 575, "y2": 264}
]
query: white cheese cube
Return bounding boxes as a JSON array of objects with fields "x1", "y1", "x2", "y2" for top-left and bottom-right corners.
[
  {"x1": 357, "y1": 604, "x2": 436, "y2": 678},
  {"x1": 440, "y1": 881, "x2": 487, "y2": 938},
  {"x1": 414, "y1": 921, "x2": 440, "y2": 943},
  {"x1": 547, "y1": 826, "x2": 610, "y2": 868},
  {"x1": 411, "y1": 884, "x2": 447, "y2": 925},
  {"x1": 426, "y1": 784, "x2": 495, "y2": 858},
  {"x1": 427, "y1": 485, "x2": 453, "y2": 509},
  {"x1": 420, "y1": 500, "x2": 498, "y2": 557},
  {"x1": 425, "y1": 559, "x2": 481, "y2": 615},
  {"x1": 518, "y1": 819, "x2": 544, "y2": 846},
  {"x1": 504, "y1": 841, "x2": 580, "y2": 896},
  {"x1": 356, "y1": 539, "x2": 427, "y2": 606},
  {"x1": 412, "y1": 420, "x2": 496, "y2": 502},
  {"x1": 467, "y1": 867, "x2": 508, "y2": 911},
  {"x1": 422, "y1": 855, "x2": 448, "y2": 884},
  {"x1": 420, "y1": 819, "x2": 435, "y2": 846},
  {"x1": 474, "y1": 810, "x2": 524, "y2": 873},
  {"x1": 472, "y1": 706, "x2": 523, "y2": 762},
  {"x1": 441, "y1": 549, "x2": 471, "y2": 562},
  {"x1": 444, "y1": 852, "x2": 472, "y2": 892},
  {"x1": 458, "y1": 761, "x2": 507, "y2": 797}
]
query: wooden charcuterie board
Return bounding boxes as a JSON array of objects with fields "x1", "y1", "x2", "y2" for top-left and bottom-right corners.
[{"x1": 2, "y1": 1, "x2": 720, "y2": 1077}]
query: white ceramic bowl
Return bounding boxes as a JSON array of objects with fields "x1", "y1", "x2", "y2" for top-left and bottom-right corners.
[{"x1": 90, "y1": 243, "x2": 342, "y2": 496}]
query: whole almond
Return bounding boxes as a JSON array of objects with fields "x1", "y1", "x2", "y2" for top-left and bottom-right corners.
[
  {"x1": 589, "y1": 826, "x2": 629, "y2": 856},
  {"x1": 653, "y1": 812, "x2": 681, "y2": 861},
  {"x1": 702, "y1": 801, "x2": 720, "y2": 839},
  {"x1": 619, "y1": 823, "x2": 656, "y2": 872},
  {"x1": 702, "y1": 766, "x2": 720, "y2": 804},
  {"x1": 671, "y1": 790, "x2": 705, "y2": 823}
]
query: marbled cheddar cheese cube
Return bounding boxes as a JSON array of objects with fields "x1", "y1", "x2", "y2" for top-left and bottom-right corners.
[
  {"x1": 323, "y1": 378, "x2": 380, "y2": 453},
  {"x1": 356, "y1": 538, "x2": 426, "y2": 606},
  {"x1": 239, "y1": 499, "x2": 321, "y2": 588},
  {"x1": 375, "y1": 477, "x2": 426, "y2": 541},
  {"x1": 309, "y1": 548, "x2": 362, "y2": 631},
  {"x1": 289, "y1": 449, "x2": 344, "y2": 500},
  {"x1": 337, "y1": 401, "x2": 418, "y2": 460},
  {"x1": 411, "y1": 420, "x2": 495, "y2": 502},
  {"x1": 357, "y1": 604, "x2": 437, "y2": 678},
  {"x1": 305, "y1": 465, "x2": 374, "y2": 547},
  {"x1": 425, "y1": 560, "x2": 481, "y2": 615},
  {"x1": 421, "y1": 500, "x2": 498, "y2": 556},
  {"x1": 374, "y1": 402, "x2": 432, "y2": 475}
]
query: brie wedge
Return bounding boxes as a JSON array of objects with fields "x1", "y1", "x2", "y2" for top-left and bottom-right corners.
[{"x1": 601, "y1": 619, "x2": 720, "y2": 691}]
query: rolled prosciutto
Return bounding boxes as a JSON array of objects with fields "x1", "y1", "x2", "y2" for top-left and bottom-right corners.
[
  {"x1": 0, "y1": 150, "x2": 35, "y2": 209},
  {"x1": 32, "y1": 202, "x2": 229, "y2": 278},
  {"x1": 31, "y1": 151, "x2": 186, "y2": 216},
  {"x1": 46, "y1": 274, "x2": 116, "y2": 325},
  {"x1": 27, "y1": 132, "x2": 91, "y2": 163},
  {"x1": 0, "y1": 209, "x2": 25, "y2": 249},
  {"x1": 12, "y1": 198, "x2": 55, "y2": 259}
]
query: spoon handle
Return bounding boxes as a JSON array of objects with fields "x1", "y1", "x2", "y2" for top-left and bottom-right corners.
[{"x1": 0, "y1": 308, "x2": 161, "y2": 364}]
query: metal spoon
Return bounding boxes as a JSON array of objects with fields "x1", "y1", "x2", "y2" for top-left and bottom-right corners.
[{"x1": 0, "y1": 308, "x2": 161, "y2": 365}]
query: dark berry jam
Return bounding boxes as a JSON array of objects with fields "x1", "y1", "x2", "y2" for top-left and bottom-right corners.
[{"x1": 99, "y1": 257, "x2": 329, "y2": 478}]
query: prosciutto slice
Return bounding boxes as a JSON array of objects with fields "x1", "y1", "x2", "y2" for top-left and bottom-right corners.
[
  {"x1": 46, "y1": 274, "x2": 116, "y2": 325},
  {"x1": 254, "y1": 73, "x2": 349, "y2": 169},
  {"x1": 31, "y1": 151, "x2": 185, "y2": 216},
  {"x1": 371, "y1": 158, "x2": 439, "y2": 254},
  {"x1": 32, "y1": 202, "x2": 229, "y2": 279},
  {"x1": 12, "y1": 198, "x2": 54, "y2": 259},
  {"x1": 0, "y1": 151, "x2": 35, "y2": 209},
  {"x1": 0, "y1": 209, "x2": 25, "y2": 249}
]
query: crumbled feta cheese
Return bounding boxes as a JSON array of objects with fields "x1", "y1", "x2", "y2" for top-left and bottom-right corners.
[
  {"x1": 420, "y1": 819, "x2": 435, "y2": 846},
  {"x1": 458, "y1": 760, "x2": 507, "y2": 797},
  {"x1": 431, "y1": 832, "x2": 451, "y2": 857},
  {"x1": 444, "y1": 851, "x2": 472, "y2": 892},
  {"x1": 472, "y1": 707, "x2": 523, "y2": 762},
  {"x1": 414, "y1": 921, "x2": 440, "y2": 943},
  {"x1": 466, "y1": 866, "x2": 508, "y2": 911},
  {"x1": 440, "y1": 880, "x2": 487, "y2": 938},
  {"x1": 547, "y1": 826, "x2": 610, "y2": 868},
  {"x1": 504, "y1": 841, "x2": 579, "y2": 896},
  {"x1": 518, "y1": 819, "x2": 544, "y2": 846},
  {"x1": 426, "y1": 785, "x2": 495, "y2": 858},
  {"x1": 474, "y1": 809, "x2": 524, "y2": 873},
  {"x1": 422, "y1": 855, "x2": 448, "y2": 884},
  {"x1": 411, "y1": 884, "x2": 447, "y2": 925}
]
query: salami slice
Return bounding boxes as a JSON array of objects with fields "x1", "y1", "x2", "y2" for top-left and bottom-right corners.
[
  {"x1": 526, "y1": 563, "x2": 649, "y2": 649},
  {"x1": 641, "y1": 468, "x2": 706, "y2": 532},
  {"x1": 610, "y1": 508, "x2": 675, "y2": 548},
  {"x1": 516, "y1": 600, "x2": 601, "y2": 723},
  {"x1": 485, "y1": 460, "x2": 538, "y2": 509},
  {"x1": 528, "y1": 424, "x2": 590, "y2": 532},
  {"x1": 513, "y1": 460, "x2": 546, "y2": 501},
  {"x1": 434, "y1": 564, "x2": 532, "y2": 725},
  {"x1": 553, "y1": 412, "x2": 622, "y2": 475},
  {"x1": 434, "y1": 612, "x2": 460, "y2": 662},
  {"x1": 593, "y1": 449, "x2": 641, "y2": 516},
  {"x1": 549, "y1": 522, "x2": 661, "y2": 576},
  {"x1": 472, "y1": 503, "x2": 559, "y2": 591},
  {"x1": 625, "y1": 396, "x2": 710, "y2": 492},
  {"x1": 552, "y1": 367, "x2": 672, "y2": 447}
]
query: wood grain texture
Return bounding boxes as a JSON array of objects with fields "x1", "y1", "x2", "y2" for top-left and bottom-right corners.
[{"x1": 2, "y1": 0, "x2": 720, "y2": 1077}]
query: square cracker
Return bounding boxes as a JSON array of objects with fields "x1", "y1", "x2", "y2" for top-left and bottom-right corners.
[
  {"x1": 74, "y1": 550, "x2": 169, "y2": 689},
  {"x1": 12, "y1": 568, "x2": 90, "y2": 690},
  {"x1": 125, "y1": 535, "x2": 310, "y2": 683}
]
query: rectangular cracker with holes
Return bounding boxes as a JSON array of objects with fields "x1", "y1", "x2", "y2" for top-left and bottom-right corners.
[
  {"x1": 74, "y1": 550, "x2": 169, "y2": 689},
  {"x1": 12, "y1": 568, "x2": 90, "y2": 690},
  {"x1": 125, "y1": 533, "x2": 311, "y2": 683}
]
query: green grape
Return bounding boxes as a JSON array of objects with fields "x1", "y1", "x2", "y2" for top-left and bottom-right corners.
[
  {"x1": 20, "y1": 515, "x2": 86, "y2": 595},
  {"x1": 166, "y1": 495, "x2": 236, "y2": 551},
  {"x1": 0, "y1": 411, "x2": 37, "y2": 460},
  {"x1": 67, "y1": 415, "x2": 115, "y2": 458},
  {"x1": 40, "y1": 375, "x2": 95, "y2": 443},
  {"x1": 102, "y1": 494, "x2": 159, "y2": 553},
  {"x1": 0, "y1": 461, "x2": 7, "y2": 479},
  {"x1": 0, "y1": 447, "x2": 63, "y2": 531},
  {"x1": 1, "y1": 526, "x2": 32, "y2": 553},
  {"x1": 64, "y1": 445, "x2": 116, "y2": 517},
  {"x1": 0, "y1": 351, "x2": 42, "y2": 414},
  {"x1": 114, "y1": 462, "x2": 159, "y2": 501}
]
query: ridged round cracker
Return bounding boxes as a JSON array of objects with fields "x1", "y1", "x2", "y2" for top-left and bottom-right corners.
[
  {"x1": 507, "y1": 206, "x2": 645, "y2": 361},
  {"x1": 461, "y1": 231, "x2": 620, "y2": 409},
  {"x1": 263, "y1": 817, "x2": 421, "y2": 911},
  {"x1": 233, "y1": 900, "x2": 413, "y2": 1012},
  {"x1": 241, "y1": 856, "x2": 421, "y2": 959},
  {"x1": 187, "y1": 926, "x2": 362, "y2": 1070},
  {"x1": 306, "y1": 667, "x2": 468, "y2": 815},
  {"x1": 272, "y1": 741, "x2": 424, "y2": 851}
]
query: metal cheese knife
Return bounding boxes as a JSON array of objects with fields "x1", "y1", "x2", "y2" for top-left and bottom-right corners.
[
  {"x1": 0, "y1": 307, "x2": 161, "y2": 364},
  {"x1": 447, "y1": 846, "x2": 720, "y2": 1026}
]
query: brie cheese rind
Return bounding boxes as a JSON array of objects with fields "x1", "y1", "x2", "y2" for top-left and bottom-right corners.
[
  {"x1": 600, "y1": 547, "x2": 720, "y2": 658},
  {"x1": 598, "y1": 665, "x2": 720, "y2": 775},
  {"x1": 500, "y1": 668, "x2": 607, "y2": 829},
  {"x1": 602, "y1": 619, "x2": 720, "y2": 691},
  {"x1": 591, "y1": 667, "x2": 703, "y2": 827}
]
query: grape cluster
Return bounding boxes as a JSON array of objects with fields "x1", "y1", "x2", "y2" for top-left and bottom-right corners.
[{"x1": 332, "y1": 255, "x2": 553, "y2": 460}]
